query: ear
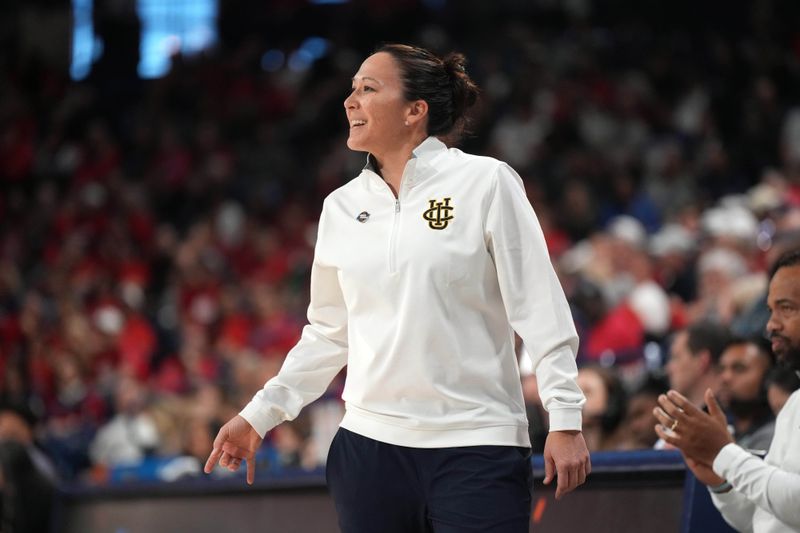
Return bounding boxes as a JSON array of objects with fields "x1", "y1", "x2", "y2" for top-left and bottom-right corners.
[
  {"x1": 404, "y1": 99, "x2": 428, "y2": 127},
  {"x1": 697, "y1": 350, "x2": 712, "y2": 372}
]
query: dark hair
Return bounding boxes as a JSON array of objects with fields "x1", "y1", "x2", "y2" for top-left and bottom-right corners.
[
  {"x1": 770, "y1": 248, "x2": 800, "y2": 279},
  {"x1": 685, "y1": 321, "x2": 731, "y2": 365},
  {"x1": 723, "y1": 334, "x2": 776, "y2": 366},
  {"x1": 0, "y1": 400, "x2": 39, "y2": 428},
  {"x1": 630, "y1": 373, "x2": 669, "y2": 398},
  {"x1": 766, "y1": 364, "x2": 800, "y2": 394},
  {"x1": 375, "y1": 43, "x2": 479, "y2": 139},
  {"x1": 581, "y1": 365, "x2": 627, "y2": 434}
]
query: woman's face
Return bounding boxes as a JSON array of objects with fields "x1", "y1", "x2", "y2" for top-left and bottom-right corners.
[
  {"x1": 343, "y1": 52, "x2": 413, "y2": 158},
  {"x1": 577, "y1": 368, "x2": 609, "y2": 419}
]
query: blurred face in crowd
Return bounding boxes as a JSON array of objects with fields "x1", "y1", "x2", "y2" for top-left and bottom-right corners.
[
  {"x1": 343, "y1": 52, "x2": 417, "y2": 160},
  {"x1": 0, "y1": 411, "x2": 33, "y2": 444},
  {"x1": 768, "y1": 383, "x2": 793, "y2": 416},
  {"x1": 577, "y1": 368, "x2": 608, "y2": 422},
  {"x1": 624, "y1": 393, "x2": 659, "y2": 448},
  {"x1": 766, "y1": 265, "x2": 800, "y2": 371},
  {"x1": 666, "y1": 330, "x2": 709, "y2": 397},
  {"x1": 717, "y1": 342, "x2": 771, "y2": 413}
]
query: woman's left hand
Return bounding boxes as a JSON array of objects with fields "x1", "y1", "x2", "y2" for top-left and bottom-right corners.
[{"x1": 543, "y1": 430, "x2": 591, "y2": 500}]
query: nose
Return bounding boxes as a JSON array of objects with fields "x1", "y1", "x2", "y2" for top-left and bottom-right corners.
[
  {"x1": 344, "y1": 90, "x2": 357, "y2": 110},
  {"x1": 766, "y1": 312, "x2": 781, "y2": 336}
]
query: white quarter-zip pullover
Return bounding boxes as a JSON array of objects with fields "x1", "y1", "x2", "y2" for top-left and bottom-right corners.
[{"x1": 240, "y1": 137, "x2": 585, "y2": 448}]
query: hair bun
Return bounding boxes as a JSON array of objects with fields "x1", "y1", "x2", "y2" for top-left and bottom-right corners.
[
  {"x1": 443, "y1": 53, "x2": 469, "y2": 80},
  {"x1": 444, "y1": 54, "x2": 467, "y2": 74},
  {"x1": 443, "y1": 53, "x2": 479, "y2": 132}
]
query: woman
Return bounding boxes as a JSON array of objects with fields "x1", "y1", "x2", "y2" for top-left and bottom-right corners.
[{"x1": 205, "y1": 44, "x2": 590, "y2": 532}]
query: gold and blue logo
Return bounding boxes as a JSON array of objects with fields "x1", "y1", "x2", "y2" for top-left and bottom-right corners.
[{"x1": 422, "y1": 198, "x2": 454, "y2": 230}]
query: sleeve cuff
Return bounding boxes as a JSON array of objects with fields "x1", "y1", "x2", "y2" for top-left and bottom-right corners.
[
  {"x1": 709, "y1": 488, "x2": 739, "y2": 505},
  {"x1": 712, "y1": 442, "x2": 748, "y2": 479},
  {"x1": 548, "y1": 408, "x2": 583, "y2": 432},
  {"x1": 239, "y1": 398, "x2": 281, "y2": 439}
]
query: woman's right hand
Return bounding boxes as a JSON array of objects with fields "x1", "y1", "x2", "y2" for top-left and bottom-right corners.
[{"x1": 204, "y1": 415, "x2": 264, "y2": 484}]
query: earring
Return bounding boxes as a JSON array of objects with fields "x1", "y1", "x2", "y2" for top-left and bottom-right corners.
[{"x1": 404, "y1": 120, "x2": 409, "y2": 126}]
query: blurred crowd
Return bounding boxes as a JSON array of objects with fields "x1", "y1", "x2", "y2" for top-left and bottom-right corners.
[{"x1": 2, "y1": 0, "x2": 800, "y2": 493}]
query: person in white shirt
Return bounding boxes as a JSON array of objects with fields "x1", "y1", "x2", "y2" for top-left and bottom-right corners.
[
  {"x1": 654, "y1": 249, "x2": 800, "y2": 532},
  {"x1": 205, "y1": 43, "x2": 590, "y2": 532}
]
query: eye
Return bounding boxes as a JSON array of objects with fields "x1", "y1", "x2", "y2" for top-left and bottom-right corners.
[{"x1": 363, "y1": 85, "x2": 375, "y2": 92}]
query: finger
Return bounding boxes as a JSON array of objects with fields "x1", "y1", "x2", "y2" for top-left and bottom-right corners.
[
  {"x1": 576, "y1": 463, "x2": 587, "y2": 486},
  {"x1": 585, "y1": 456, "x2": 592, "y2": 477},
  {"x1": 220, "y1": 451, "x2": 232, "y2": 467},
  {"x1": 666, "y1": 390, "x2": 699, "y2": 416},
  {"x1": 652, "y1": 406, "x2": 674, "y2": 428},
  {"x1": 655, "y1": 423, "x2": 681, "y2": 446},
  {"x1": 543, "y1": 452, "x2": 554, "y2": 485},
  {"x1": 657, "y1": 394, "x2": 688, "y2": 422},
  {"x1": 227, "y1": 457, "x2": 242, "y2": 472},
  {"x1": 555, "y1": 466, "x2": 571, "y2": 500},
  {"x1": 705, "y1": 389, "x2": 726, "y2": 425},
  {"x1": 204, "y1": 446, "x2": 223, "y2": 474},
  {"x1": 246, "y1": 455, "x2": 256, "y2": 485}
]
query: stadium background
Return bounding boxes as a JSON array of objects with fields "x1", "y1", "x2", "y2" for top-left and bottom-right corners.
[{"x1": 2, "y1": 0, "x2": 800, "y2": 531}]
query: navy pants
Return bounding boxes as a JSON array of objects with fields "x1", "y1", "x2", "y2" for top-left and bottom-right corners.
[{"x1": 326, "y1": 428, "x2": 533, "y2": 533}]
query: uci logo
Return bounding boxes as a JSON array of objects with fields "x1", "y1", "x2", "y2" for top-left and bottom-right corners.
[{"x1": 422, "y1": 198, "x2": 454, "y2": 230}]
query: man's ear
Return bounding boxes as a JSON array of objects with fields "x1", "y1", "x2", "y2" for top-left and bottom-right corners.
[
  {"x1": 405, "y1": 99, "x2": 428, "y2": 127},
  {"x1": 698, "y1": 350, "x2": 712, "y2": 373}
]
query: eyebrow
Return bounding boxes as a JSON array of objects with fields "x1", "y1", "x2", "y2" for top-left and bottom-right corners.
[
  {"x1": 351, "y1": 76, "x2": 384, "y2": 86},
  {"x1": 768, "y1": 297, "x2": 797, "y2": 310}
]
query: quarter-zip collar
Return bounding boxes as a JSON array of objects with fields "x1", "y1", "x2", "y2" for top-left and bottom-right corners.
[{"x1": 360, "y1": 136, "x2": 446, "y2": 192}]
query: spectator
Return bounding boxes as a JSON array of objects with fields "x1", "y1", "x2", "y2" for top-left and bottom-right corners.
[
  {"x1": 0, "y1": 402, "x2": 58, "y2": 484},
  {"x1": 717, "y1": 337, "x2": 776, "y2": 453},
  {"x1": 665, "y1": 321, "x2": 730, "y2": 407},
  {"x1": 765, "y1": 364, "x2": 800, "y2": 416},
  {"x1": 88, "y1": 376, "x2": 159, "y2": 468},
  {"x1": 614, "y1": 375, "x2": 669, "y2": 450},
  {"x1": 654, "y1": 249, "x2": 800, "y2": 532},
  {"x1": 576, "y1": 366, "x2": 627, "y2": 451}
]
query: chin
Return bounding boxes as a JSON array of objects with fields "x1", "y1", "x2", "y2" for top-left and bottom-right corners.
[
  {"x1": 778, "y1": 346, "x2": 800, "y2": 371},
  {"x1": 346, "y1": 137, "x2": 367, "y2": 152}
]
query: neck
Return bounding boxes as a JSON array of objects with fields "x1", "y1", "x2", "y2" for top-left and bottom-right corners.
[
  {"x1": 373, "y1": 133, "x2": 427, "y2": 195},
  {"x1": 731, "y1": 400, "x2": 772, "y2": 435}
]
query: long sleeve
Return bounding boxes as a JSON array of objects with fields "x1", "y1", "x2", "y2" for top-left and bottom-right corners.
[
  {"x1": 709, "y1": 482, "x2": 756, "y2": 533},
  {"x1": 485, "y1": 164, "x2": 584, "y2": 431},
  {"x1": 712, "y1": 442, "x2": 800, "y2": 529},
  {"x1": 239, "y1": 203, "x2": 349, "y2": 438}
]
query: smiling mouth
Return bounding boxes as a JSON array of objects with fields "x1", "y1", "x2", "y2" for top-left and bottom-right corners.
[{"x1": 350, "y1": 120, "x2": 367, "y2": 128}]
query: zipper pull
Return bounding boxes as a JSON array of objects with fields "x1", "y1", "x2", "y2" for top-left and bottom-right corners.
[{"x1": 395, "y1": 199, "x2": 400, "y2": 213}]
